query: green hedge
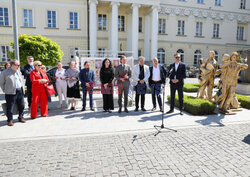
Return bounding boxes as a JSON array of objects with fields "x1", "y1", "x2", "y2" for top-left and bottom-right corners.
[
  {"x1": 167, "y1": 95, "x2": 216, "y2": 115},
  {"x1": 236, "y1": 94, "x2": 250, "y2": 109},
  {"x1": 184, "y1": 83, "x2": 218, "y2": 92}
]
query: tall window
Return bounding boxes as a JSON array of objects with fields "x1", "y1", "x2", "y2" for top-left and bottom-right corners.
[
  {"x1": 118, "y1": 15, "x2": 125, "y2": 32},
  {"x1": 138, "y1": 17, "x2": 142, "y2": 32},
  {"x1": 23, "y1": 9, "x2": 33, "y2": 27},
  {"x1": 138, "y1": 49, "x2": 142, "y2": 57},
  {"x1": 69, "y1": 12, "x2": 78, "y2": 29},
  {"x1": 240, "y1": 0, "x2": 246, "y2": 9},
  {"x1": 194, "y1": 50, "x2": 202, "y2": 65},
  {"x1": 197, "y1": 0, "x2": 204, "y2": 3},
  {"x1": 214, "y1": 51, "x2": 219, "y2": 61},
  {"x1": 177, "y1": 49, "x2": 184, "y2": 62},
  {"x1": 157, "y1": 48, "x2": 165, "y2": 64},
  {"x1": 213, "y1": 24, "x2": 220, "y2": 38},
  {"x1": 47, "y1": 10, "x2": 56, "y2": 28},
  {"x1": 98, "y1": 14, "x2": 106, "y2": 31},
  {"x1": 237, "y1": 26, "x2": 244, "y2": 40},
  {"x1": 98, "y1": 48, "x2": 106, "y2": 57},
  {"x1": 0, "y1": 8, "x2": 9, "y2": 26},
  {"x1": 177, "y1": 20, "x2": 185, "y2": 35},
  {"x1": 215, "y1": 0, "x2": 221, "y2": 6},
  {"x1": 158, "y1": 18, "x2": 166, "y2": 34},
  {"x1": 1, "y1": 46, "x2": 10, "y2": 62},
  {"x1": 196, "y1": 22, "x2": 203, "y2": 36}
]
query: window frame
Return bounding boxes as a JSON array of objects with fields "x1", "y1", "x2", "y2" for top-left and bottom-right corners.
[
  {"x1": 240, "y1": 0, "x2": 246, "y2": 9},
  {"x1": 197, "y1": 0, "x2": 204, "y2": 4},
  {"x1": 237, "y1": 26, "x2": 244, "y2": 40},
  {"x1": 0, "y1": 7, "x2": 9, "y2": 26},
  {"x1": 215, "y1": 0, "x2": 222, "y2": 6},
  {"x1": 1, "y1": 46, "x2": 10, "y2": 62},
  {"x1": 195, "y1": 22, "x2": 203, "y2": 36},
  {"x1": 47, "y1": 10, "x2": 57, "y2": 28},
  {"x1": 157, "y1": 48, "x2": 166, "y2": 64},
  {"x1": 69, "y1": 11, "x2": 78, "y2": 29},
  {"x1": 177, "y1": 20, "x2": 185, "y2": 35},
  {"x1": 158, "y1": 18, "x2": 166, "y2": 34},
  {"x1": 213, "y1": 23, "x2": 220, "y2": 38},
  {"x1": 138, "y1": 17, "x2": 142, "y2": 33},
  {"x1": 98, "y1": 14, "x2": 107, "y2": 31},
  {"x1": 118, "y1": 15, "x2": 125, "y2": 32},
  {"x1": 23, "y1": 9, "x2": 33, "y2": 27},
  {"x1": 177, "y1": 49, "x2": 184, "y2": 62},
  {"x1": 194, "y1": 50, "x2": 202, "y2": 65}
]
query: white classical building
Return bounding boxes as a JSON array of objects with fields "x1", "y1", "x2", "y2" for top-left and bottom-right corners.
[{"x1": 0, "y1": 0, "x2": 249, "y2": 68}]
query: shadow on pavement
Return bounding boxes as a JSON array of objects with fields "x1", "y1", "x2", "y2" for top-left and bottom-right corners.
[
  {"x1": 195, "y1": 112, "x2": 225, "y2": 127},
  {"x1": 242, "y1": 134, "x2": 250, "y2": 145},
  {"x1": 138, "y1": 113, "x2": 180, "y2": 122}
]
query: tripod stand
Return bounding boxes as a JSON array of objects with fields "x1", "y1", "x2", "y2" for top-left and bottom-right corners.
[{"x1": 154, "y1": 79, "x2": 177, "y2": 136}]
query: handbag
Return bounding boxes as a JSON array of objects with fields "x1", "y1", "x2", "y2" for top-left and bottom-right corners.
[{"x1": 44, "y1": 83, "x2": 56, "y2": 96}]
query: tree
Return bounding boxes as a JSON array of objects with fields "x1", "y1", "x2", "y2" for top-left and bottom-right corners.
[{"x1": 9, "y1": 34, "x2": 64, "y2": 66}]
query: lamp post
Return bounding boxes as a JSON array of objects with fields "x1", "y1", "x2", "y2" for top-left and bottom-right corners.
[{"x1": 12, "y1": 0, "x2": 20, "y2": 62}]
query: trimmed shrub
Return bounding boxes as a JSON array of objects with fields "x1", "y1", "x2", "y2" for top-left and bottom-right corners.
[
  {"x1": 236, "y1": 94, "x2": 250, "y2": 109},
  {"x1": 184, "y1": 83, "x2": 218, "y2": 92},
  {"x1": 167, "y1": 95, "x2": 216, "y2": 115}
]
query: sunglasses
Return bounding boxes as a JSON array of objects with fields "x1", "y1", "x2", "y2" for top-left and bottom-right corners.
[
  {"x1": 175, "y1": 57, "x2": 180, "y2": 59},
  {"x1": 37, "y1": 65, "x2": 42, "y2": 67},
  {"x1": 15, "y1": 64, "x2": 20, "y2": 66}
]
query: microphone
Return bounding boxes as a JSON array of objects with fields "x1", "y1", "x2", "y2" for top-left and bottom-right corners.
[{"x1": 167, "y1": 68, "x2": 174, "y2": 77}]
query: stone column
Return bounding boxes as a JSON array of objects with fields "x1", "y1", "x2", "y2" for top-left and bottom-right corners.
[
  {"x1": 144, "y1": 14, "x2": 150, "y2": 60},
  {"x1": 131, "y1": 3, "x2": 140, "y2": 59},
  {"x1": 110, "y1": 1, "x2": 120, "y2": 57},
  {"x1": 89, "y1": 0, "x2": 98, "y2": 57},
  {"x1": 151, "y1": 6, "x2": 158, "y2": 59}
]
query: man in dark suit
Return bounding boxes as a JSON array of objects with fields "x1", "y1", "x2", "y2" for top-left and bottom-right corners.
[
  {"x1": 167, "y1": 53, "x2": 186, "y2": 115},
  {"x1": 79, "y1": 61, "x2": 95, "y2": 111},
  {"x1": 148, "y1": 57, "x2": 167, "y2": 112},
  {"x1": 23, "y1": 56, "x2": 34, "y2": 108}
]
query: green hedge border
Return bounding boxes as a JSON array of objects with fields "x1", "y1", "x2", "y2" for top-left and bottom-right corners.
[
  {"x1": 167, "y1": 95, "x2": 216, "y2": 115},
  {"x1": 236, "y1": 94, "x2": 250, "y2": 109},
  {"x1": 183, "y1": 83, "x2": 218, "y2": 92}
]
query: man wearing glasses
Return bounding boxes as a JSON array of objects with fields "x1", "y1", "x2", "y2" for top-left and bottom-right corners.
[
  {"x1": 0, "y1": 60, "x2": 26, "y2": 126},
  {"x1": 166, "y1": 53, "x2": 186, "y2": 115}
]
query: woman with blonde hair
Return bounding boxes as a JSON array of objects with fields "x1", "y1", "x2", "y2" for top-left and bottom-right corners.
[{"x1": 30, "y1": 61, "x2": 49, "y2": 118}]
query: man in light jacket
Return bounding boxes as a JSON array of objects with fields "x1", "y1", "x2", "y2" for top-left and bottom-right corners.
[
  {"x1": 132, "y1": 56, "x2": 150, "y2": 111},
  {"x1": 0, "y1": 60, "x2": 26, "y2": 126}
]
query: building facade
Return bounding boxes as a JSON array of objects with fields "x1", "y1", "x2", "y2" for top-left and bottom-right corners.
[{"x1": 0, "y1": 0, "x2": 249, "y2": 68}]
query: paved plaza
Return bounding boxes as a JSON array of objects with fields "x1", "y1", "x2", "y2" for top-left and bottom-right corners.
[{"x1": 0, "y1": 79, "x2": 250, "y2": 176}]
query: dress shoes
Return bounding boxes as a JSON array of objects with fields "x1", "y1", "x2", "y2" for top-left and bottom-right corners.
[
  {"x1": 151, "y1": 107, "x2": 156, "y2": 111},
  {"x1": 118, "y1": 108, "x2": 122, "y2": 113},
  {"x1": 18, "y1": 119, "x2": 26, "y2": 123},
  {"x1": 180, "y1": 111, "x2": 183, "y2": 115},
  {"x1": 160, "y1": 107, "x2": 163, "y2": 112},
  {"x1": 166, "y1": 109, "x2": 174, "y2": 114},
  {"x1": 81, "y1": 108, "x2": 86, "y2": 111},
  {"x1": 108, "y1": 109, "x2": 112, "y2": 113},
  {"x1": 124, "y1": 108, "x2": 129, "y2": 113},
  {"x1": 134, "y1": 108, "x2": 139, "y2": 112},
  {"x1": 90, "y1": 108, "x2": 95, "y2": 111},
  {"x1": 7, "y1": 121, "x2": 14, "y2": 126},
  {"x1": 141, "y1": 108, "x2": 146, "y2": 111}
]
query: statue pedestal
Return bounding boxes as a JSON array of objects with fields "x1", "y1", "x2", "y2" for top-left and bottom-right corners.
[{"x1": 236, "y1": 83, "x2": 250, "y2": 95}]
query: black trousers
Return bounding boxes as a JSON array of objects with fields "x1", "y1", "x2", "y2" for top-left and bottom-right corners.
[
  {"x1": 26, "y1": 85, "x2": 32, "y2": 108},
  {"x1": 170, "y1": 83, "x2": 184, "y2": 111},
  {"x1": 5, "y1": 89, "x2": 25, "y2": 122},
  {"x1": 151, "y1": 82, "x2": 162, "y2": 108},
  {"x1": 135, "y1": 83, "x2": 147, "y2": 109},
  {"x1": 103, "y1": 94, "x2": 114, "y2": 110}
]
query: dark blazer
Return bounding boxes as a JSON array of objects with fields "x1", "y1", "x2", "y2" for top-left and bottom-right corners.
[
  {"x1": 148, "y1": 65, "x2": 167, "y2": 86},
  {"x1": 169, "y1": 62, "x2": 186, "y2": 85},
  {"x1": 23, "y1": 64, "x2": 34, "y2": 86},
  {"x1": 79, "y1": 68, "x2": 95, "y2": 88}
]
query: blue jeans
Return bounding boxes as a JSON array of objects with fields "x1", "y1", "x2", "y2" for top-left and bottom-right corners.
[
  {"x1": 5, "y1": 89, "x2": 25, "y2": 122},
  {"x1": 82, "y1": 87, "x2": 93, "y2": 109}
]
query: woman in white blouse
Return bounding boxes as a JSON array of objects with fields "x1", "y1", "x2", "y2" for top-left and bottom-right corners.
[{"x1": 55, "y1": 61, "x2": 68, "y2": 108}]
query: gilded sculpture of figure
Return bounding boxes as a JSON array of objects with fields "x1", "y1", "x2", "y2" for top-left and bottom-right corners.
[
  {"x1": 216, "y1": 52, "x2": 248, "y2": 114},
  {"x1": 197, "y1": 51, "x2": 217, "y2": 101}
]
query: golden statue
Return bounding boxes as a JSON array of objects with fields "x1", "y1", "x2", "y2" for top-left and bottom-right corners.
[
  {"x1": 216, "y1": 52, "x2": 248, "y2": 114},
  {"x1": 197, "y1": 51, "x2": 217, "y2": 101}
]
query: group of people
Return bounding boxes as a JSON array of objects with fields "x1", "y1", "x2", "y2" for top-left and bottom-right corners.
[{"x1": 0, "y1": 53, "x2": 186, "y2": 126}]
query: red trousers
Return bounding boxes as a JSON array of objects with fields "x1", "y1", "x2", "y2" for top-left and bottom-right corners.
[{"x1": 30, "y1": 87, "x2": 48, "y2": 118}]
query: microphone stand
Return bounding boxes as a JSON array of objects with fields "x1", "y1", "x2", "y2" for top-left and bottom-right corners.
[{"x1": 154, "y1": 69, "x2": 177, "y2": 136}]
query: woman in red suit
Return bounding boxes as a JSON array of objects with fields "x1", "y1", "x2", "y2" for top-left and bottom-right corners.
[{"x1": 30, "y1": 61, "x2": 49, "y2": 118}]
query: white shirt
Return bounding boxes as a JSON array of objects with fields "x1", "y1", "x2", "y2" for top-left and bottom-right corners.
[
  {"x1": 55, "y1": 69, "x2": 66, "y2": 84},
  {"x1": 152, "y1": 65, "x2": 161, "y2": 81},
  {"x1": 174, "y1": 62, "x2": 179, "y2": 79}
]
